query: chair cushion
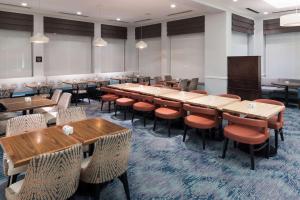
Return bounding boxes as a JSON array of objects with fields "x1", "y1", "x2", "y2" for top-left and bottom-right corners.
[
  {"x1": 6, "y1": 179, "x2": 24, "y2": 199},
  {"x1": 116, "y1": 98, "x2": 135, "y2": 107},
  {"x1": 224, "y1": 125, "x2": 269, "y2": 145},
  {"x1": 102, "y1": 94, "x2": 119, "y2": 102},
  {"x1": 185, "y1": 115, "x2": 217, "y2": 129},
  {"x1": 268, "y1": 115, "x2": 283, "y2": 130},
  {"x1": 133, "y1": 102, "x2": 155, "y2": 112},
  {"x1": 155, "y1": 107, "x2": 181, "y2": 119},
  {"x1": 81, "y1": 157, "x2": 92, "y2": 170}
]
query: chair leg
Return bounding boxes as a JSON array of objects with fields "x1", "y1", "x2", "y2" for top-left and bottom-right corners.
[
  {"x1": 143, "y1": 113, "x2": 146, "y2": 127},
  {"x1": 168, "y1": 120, "x2": 171, "y2": 137},
  {"x1": 115, "y1": 105, "x2": 118, "y2": 116},
  {"x1": 275, "y1": 129, "x2": 279, "y2": 151},
  {"x1": 265, "y1": 139, "x2": 270, "y2": 159},
  {"x1": 131, "y1": 110, "x2": 135, "y2": 124},
  {"x1": 93, "y1": 183, "x2": 103, "y2": 200},
  {"x1": 279, "y1": 128, "x2": 284, "y2": 141},
  {"x1": 101, "y1": 101, "x2": 104, "y2": 111},
  {"x1": 202, "y1": 130, "x2": 206, "y2": 150},
  {"x1": 124, "y1": 107, "x2": 127, "y2": 120},
  {"x1": 7, "y1": 176, "x2": 11, "y2": 187},
  {"x1": 108, "y1": 101, "x2": 111, "y2": 113},
  {"x1": 11, "y1": 174, "x2": 17, "y2": 184},
  {"x1": 118, "y1": 171, "x2": 131, "y2": 200},
  {"x1": 153, "y1": 116, "x2": 157, "y2": 131},
  {"x1": 233, "y1": 141, "x2": 237, "y2": 148},
  {"x1": 221, "y1": 138, "x2": 229, "y2": 158},
  {"x1": 249, "y1": 145, "x2": 255, "y2": 170},
  {"x1": 183, "y1": 124, "x2": 188, "y2": 142}
]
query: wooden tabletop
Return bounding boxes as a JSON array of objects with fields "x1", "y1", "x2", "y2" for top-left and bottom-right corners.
[
  {"x1": 109, "y1": 83, "x2": 140, "y2": 89},
  {"x1": 111, "y1": 77, "x2": 131, "y2": 81},
  {"x1": 88, "y1": 79, "x2": 109, "y2": 84},
  {"x1": 186, "y1": 95, "x2": 240, "y2": 110},
  {"x1": 63, "y1": 80, "x2": 88, "y2": 85},
  {"x1": 66, "y1": 118, "x2": 127, "y2": 145},
  {"x1": 0, "y1": 118, "x2": 128, "y2": 167},
  {"x1": 0, "y1": 96, "x2": 56, "y2": 112},
  {"x1": 125, "y1": 85, "x2": 176, "y2": 96},
  {"x1": 271, "y1": 81, "x2": 300, "y2": 88},
  {"x1": 25, "y1": 83, "x2": 52, "y2": 89},
  {"x1": 222, "y1": 100, "x2": 285, "y2": 119},
  {"x1": 158, "y1": 91, "x2": 204, "y2": 102},
  {"x1": 0, "y1": 126, "x2": 80, "y2": 167}
]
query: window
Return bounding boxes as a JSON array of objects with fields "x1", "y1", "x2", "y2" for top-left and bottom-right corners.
[
  {"x1": 45, "y1": 34, "x2": 92, "y2": 76},
  {"x1": 0, "y1": 29, "x2": 32, "y2": 78}
]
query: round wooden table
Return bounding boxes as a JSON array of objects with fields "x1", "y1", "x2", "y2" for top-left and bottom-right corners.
[{"x1": 271, "y1": 81, "x2": 300, "y2": 106}]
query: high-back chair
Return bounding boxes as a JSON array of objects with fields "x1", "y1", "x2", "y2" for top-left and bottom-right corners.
[
  {"x1": 188, "y1": 78, "x2": 199, "y2": 91},
  {"x1": 183, "y1": 104, "x2": 219, "y2": 149},
  {"x1": 56, "y1": 107, "x2": 87, "y2": 125},
  {"x1": 164, "y1": 75, "x2": 172, "y2": 82},
  {"x1": 115, "y1": 91, "x2": 135, "y2": 120},
  {"x1": 221, "y1": 113, "x2": 270, "y2": 170},
  {"x1": 57, "y1": 93, "x2": 72, "y2": 109},
  {"x1": 4, "y1": 114, "x2": 47, "y2": 186},
  {"x1": 0, "y1": 87, "x2": 14, "y2": 99},
  {"x1": 73, "y1": 83, "x2": 90, "y2": 106},
  {"x1": 177, "y1": 79, "x2": 189, "y2": 91},
  {"x1": 219, "y1": 94, "x2": 241, "y2": 100},
  {"x1": 153, "y1": 76, "x2": 164, "y2": 87},
  {"x1": 6, "y1": 144, "x2": 82, "y2": 200},
  {"x1": 80, "y1": 130, "x2": 132, "y2": 200},
  {"x1": 38, "y1": 85, "x2": 52, "y2": 97},
  {"x1": 191, "y1": 90, "x2": 208, "y2": 95},
  {"x1": 131, "y1": 93, "x2": 155, "y2": 126},
  {"x1": 139, "y1": 77, "x2": 151, "y2": 86},
  {"x1": 51, "y1": 89, "x2": 62, "y2": 104},
  {"x1": 100, "y1": 87, "x2": 119, "y2": 113},
  {"x1": 255, "y1": 99, "x2": 285, "y2": 151},
  {"x1": 153, "y1": 98, "x2": 182, "y2": 137}
]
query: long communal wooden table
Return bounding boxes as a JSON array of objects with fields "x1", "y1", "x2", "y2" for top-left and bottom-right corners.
[
  {"x1": 158, "y1": 91, "x2": 205, "y2": 102},
  {"x1": 186, "y1": 95, "x2": 240, "y2": 110},
  {"x1": 0, "y1": 96, "x2": 56, "y2": 113},
  {"x1": 222, "y1": 100, "x2": 285, "y2": 120},
  {"x1": 0, "y1": 118, "x2": 128, "y2": 167},
  {"x1": 125, "y1": 85, "x2": 176, "y2": 97}
]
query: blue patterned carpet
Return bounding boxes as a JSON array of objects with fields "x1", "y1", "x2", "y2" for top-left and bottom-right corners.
[{"x1": 0, "y1": 100, "x2": 300, "y2": 200}]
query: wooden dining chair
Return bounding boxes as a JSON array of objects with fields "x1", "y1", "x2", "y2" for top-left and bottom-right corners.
[
  {"x1": 221, "y1": 113, "x2": 270, "y2": 170},
  {"x1": 255, "y1": 99, "x2": 285, "y2": 151},
  {"x1": 131, "y1": 93, "x2": 155, "y2": 126},
  {"x1": 4, "y1": 114, "x2": 47, "y2": 186},
  {"x1": 153, "y1": 98, "x2": 182, "y2": 137},
  {"x1": 5, "y1": 144, "x2": 82, "y2": 200},
  {"x1": 80, "y1": 129, "x2": 132, "y2": 200},
  {"x1": 183, "y1": 104, "x2": 219, "y2": 149}
]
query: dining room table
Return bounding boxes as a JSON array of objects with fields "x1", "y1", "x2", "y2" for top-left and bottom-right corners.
[
  {"x1": 158, "y1": 91, "x2": 205, "y2": 102},
  {"x1": 0, "y1": 118, "x2": 128, "y2": 168},
  {"x1": 271, "y1": 80, "x2": 300, "y2": 106},
  {"x1": 111, "y1": 77, "x2": 132, "y2": 84},
  {"x1": 186, "y1": 95, "x2": 240, "y2": 110},
  {"x1": 25, "y1": 82, "x2": 53, "y2": 95}
]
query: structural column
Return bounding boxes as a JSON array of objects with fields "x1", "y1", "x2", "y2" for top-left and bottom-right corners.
[
  {"x1": 33, "y1": 14, "x2": 45, "y2": 77},
  {"x1": 161, "y1": 22, "x2": 171, "y2": 76}
]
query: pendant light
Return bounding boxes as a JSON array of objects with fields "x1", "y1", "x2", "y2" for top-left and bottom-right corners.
[
  {"x1": 136, "y1": 25, "x2": 147, "y2": 49},
  {"x1": 93, "y1": 5, "x2": 108, "y2": 47},
  {"x1": 30, "y1": 0, "x2": 49, "y2": 44},
  {"x1": 280, "y1": 1, "x2": 300, "y2": 27}
]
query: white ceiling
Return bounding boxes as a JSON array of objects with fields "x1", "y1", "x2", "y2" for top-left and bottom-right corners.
[{"x1": 0, "y1": 0, "x2": 221, "y2": 24}]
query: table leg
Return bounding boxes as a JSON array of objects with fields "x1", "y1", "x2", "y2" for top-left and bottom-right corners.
[
  {"x1": 22, "y1": 110, "x2": 27, "y2": 115},
  {"x1": 285, "y1": 86, "x2": 289, "y2": 106}
]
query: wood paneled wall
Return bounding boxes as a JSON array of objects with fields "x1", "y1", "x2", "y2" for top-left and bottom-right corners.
[
  {"x1": 228, "y1": 56, "x2": 261, "y2": 100},
  {"x1": 135, "y1": 23, "x2": 161, "y2": 40},
  {"x1": 264, "y1": 18, "x2": 300, "y2": 35},
  {"x1": 101, "y1": 24, "x2": 127, "y2": 39},
  {"x1": 167, "y1": 16, "x2": 205, "y2": 36},
  {"x1": 232, "y1": 14, "x2": 254, "y2": 35},
  {"x1": 0, "y1": 11, "x2": 33, "y2": 32},
  {"x1": 44, "y1": 17, "x2": 94, "y2": 36}
]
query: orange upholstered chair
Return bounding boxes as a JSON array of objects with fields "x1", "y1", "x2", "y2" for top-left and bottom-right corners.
[
  {"x1": 255, "y1": 99, "x2": 285, "y2": 151},
  {"x1": 191, "y1": 90, "x2": 208, "y2": 95},
  {"x1": 131, "y1": 93, "x2": 155, "y2": 126},
  {"x1": 221, "y1": 113, "x2": 270, "y2": 170},
  {"x1": 218, "y1": 94, "x2": 241, "y2": 100},
  {"x1": 153, "y1": 98, "x2": 182, "y2": 137},
  {"x1": 100, "y1": 87, "x2": 119, "y2": 112},
  {"x1": 115, "y1": 90, "x2": 135, "y2": 120},
  {"x1": 183, "y1": 104, "x2": 219, "y2": 149}
]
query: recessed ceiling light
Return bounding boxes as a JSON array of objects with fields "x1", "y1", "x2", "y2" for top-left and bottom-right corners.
[
  {"x1": 233, "y1": 0, "x2": 238, "y2": 2},
  {"x1": 264, "y1": 11, "x2": 269, "y2": 15},
  {"x1": 76, "y1": 11, "x2": 82, "y2": 15},
  {"x1": 264, "y1": 0, "x2": 300, "y2": 8},
  {"x1": 170, "y1": 4, "x2": 176, "y2": 8},
  {"x1": 116, "y1": 18, "x2": 121, "y2": 21},
  {"x1": 21, "y1": 2, "x2": 28, "y2": 7}
]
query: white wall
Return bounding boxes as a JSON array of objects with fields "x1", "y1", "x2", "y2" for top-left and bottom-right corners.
[
  {"x1": 266, "y1": 32, "x2": 300, "y2": 79},
  {"x1": 138, "y1": 38, "x2": 161, "y2": 77},
  {"x1": 170, "y1": 33, "x2": 205, "y2": 81},
  {"x1": 231, "y1": 31, "x2": 249, "y2": 56}
]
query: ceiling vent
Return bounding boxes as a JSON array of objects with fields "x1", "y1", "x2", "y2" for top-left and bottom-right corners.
[
  {"x1": 246, "y1": 8, "x2": 260, "y2": 14},
  {"x1": 59, "y1": 11, "x2": 89, "y2": 17},
  {"x1": 0, "y1": 2, "x2": 31, "y2": 9},
  {"x1": 107, "y1": 19, "x2": 130, "y2": 23},
  {"x1": 273, "y1": 9, "x2": 296, "y2": 14},
  {"x1": 167, "y1": 10, "x2": 193, "y2": 17},
  {"x1": 134, "y1": 18, "x2": 152, "y2": 23}
]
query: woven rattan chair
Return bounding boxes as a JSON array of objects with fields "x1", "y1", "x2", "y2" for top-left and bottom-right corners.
[
  {"x1": 80, "y1": 129, "x2": 132, "y2": 200},
  {"x1": 34, "y1": 90, "x2": 62, "y2": 114},
  {"x1": 56, "y1": 107, "x2": 87, "y2": 126},
  {"x1": 5, "y1": 144, "x2": 82, "y2": 200},
  {"x1": 4, "y1": 114, "x2": 47, "y2": 186},
  {"x1": 51, "y1": 89, "x2": 62, "y2": 104}
]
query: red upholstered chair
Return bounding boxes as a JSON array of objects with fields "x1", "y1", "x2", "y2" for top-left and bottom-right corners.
[
  {"x1": 221, "y1": 113, "x2": 270, "y2": 170},
  {"x1": 218, "y1": 94, "x2": 241, "y2": 100},
  {"x1": 131, "y1": 93, "x2": 155, "y2": 126},
  {"x1": 191, "y1": 90, "x2": 208, "y2": 95},
  {"x1": 183, "y1": 104, "x2": 219, "y2": 149},
  {"x1": 153, "y1": 98, "x2": 182, "y2": 137},
  {"x1": 115, "y1": 90, "x2": 135, "y2": 120},
  {"x1": 100, "y1": 87, "x2": 119, "y2": 112},
  {"x1": 255, "y1": 99, "x2": 285, "y2": 151}
]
